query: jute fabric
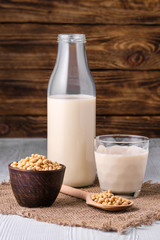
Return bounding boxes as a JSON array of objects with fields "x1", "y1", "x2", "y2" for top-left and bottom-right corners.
[{"x1": 0, "y1": 181, "x2": 160, "y2": 233}]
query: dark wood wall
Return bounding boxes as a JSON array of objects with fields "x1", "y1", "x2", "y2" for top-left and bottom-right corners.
[{"x1": 0, "y1": 0, "x2": 160, "y2": 137}]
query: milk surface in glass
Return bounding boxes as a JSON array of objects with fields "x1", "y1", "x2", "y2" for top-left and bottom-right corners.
[
  {"x1": 95, "y1": 145, "x2": 148, "y2": 193},
  {"x1": 48, "y1": 94, "x2": 96, "y2": 187}
]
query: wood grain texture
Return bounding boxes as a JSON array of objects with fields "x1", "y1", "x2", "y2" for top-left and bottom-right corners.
[
  {"x1": 0, "y1": 116, "x2": 46, "y2": 137},
  {"x1": 0, "y1": 0, "x2": 160, "y2": 24},
  {"x1": 0, "y1": 115, "x2": 160, "y2": 138},
  {"x1": 9, "y1": 164, "x2": 66, "y2": 207},
  {"x1": 97, "y1": 116, "x2": 160, "y2": 137},
  {"x1": 0, "y1": 0, "x2": 160, "y2": 137},
  {"x1": 0, "y1": 24, "x2": 160, "y2": 70},
  {"x1": 0, "y1": 70, "x2": 160, "y2": 116},
  {"x1": 0, "y1": 139, "x2": 160, "y2": 240}
]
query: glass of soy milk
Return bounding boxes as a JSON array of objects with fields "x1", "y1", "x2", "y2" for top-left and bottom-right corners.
[{"x1": 94, "y1": 135, "x2": 149, "y2": 198}]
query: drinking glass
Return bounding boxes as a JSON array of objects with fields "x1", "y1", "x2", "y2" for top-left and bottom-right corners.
[{"x1": 94, "y1": 135, "x2": 149, "y2": 197}]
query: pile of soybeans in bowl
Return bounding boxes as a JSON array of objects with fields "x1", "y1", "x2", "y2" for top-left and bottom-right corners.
[{"x1": 10, "y1": 154, "x2": 62, "y2": 171}]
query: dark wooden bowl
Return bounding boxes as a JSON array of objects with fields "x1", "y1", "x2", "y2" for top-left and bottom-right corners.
[{"x1": 8, "y1": 163, "x2": 66, "y2": 208}]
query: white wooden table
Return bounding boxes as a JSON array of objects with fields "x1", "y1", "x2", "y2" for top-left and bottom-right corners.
[{"x1": 0, "y1": 138, "x2": 160, "y2": 240}]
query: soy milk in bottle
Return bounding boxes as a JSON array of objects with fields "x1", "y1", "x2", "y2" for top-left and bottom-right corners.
[{"x1": 48, "y1": 34, "x2": 96, "y2": 187}]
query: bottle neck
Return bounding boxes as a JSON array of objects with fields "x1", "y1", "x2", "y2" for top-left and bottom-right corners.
[
  {"x1": 56, "y1": 41, "x2": 87, "y2": 73},
  {"x1": 55, "y1": 42, "x2": 88, "y2": 94},
  {"x1": 48, "y1": 35, "x2": 96, "y2": 97}
]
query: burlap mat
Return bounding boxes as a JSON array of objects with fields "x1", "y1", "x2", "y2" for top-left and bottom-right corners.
[{"x1": 0, "y1": 181, "x2": 160, "y2": 233}]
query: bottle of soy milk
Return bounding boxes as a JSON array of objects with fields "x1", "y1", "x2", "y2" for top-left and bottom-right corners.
[{"x1": 47, "y1": 34, "x2": 96, "y2": 187}]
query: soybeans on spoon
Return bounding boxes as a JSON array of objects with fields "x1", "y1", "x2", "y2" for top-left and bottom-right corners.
[{"x1": 60, "y1": 185, "x2": 133, "y2": 212}]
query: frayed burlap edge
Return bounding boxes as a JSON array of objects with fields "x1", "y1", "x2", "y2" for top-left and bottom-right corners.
[{"x1": 0, "y1": 181, "x2": 160, "y2": 233}]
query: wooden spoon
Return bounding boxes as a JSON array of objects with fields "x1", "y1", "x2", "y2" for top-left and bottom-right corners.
[{"x1": 60, "y1": 185, "x2": 133, "y2": 212}]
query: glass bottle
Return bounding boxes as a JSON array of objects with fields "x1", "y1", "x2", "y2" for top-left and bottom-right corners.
[{"x1": 47, "y1": 34, "x2": 96, "y2": 187}]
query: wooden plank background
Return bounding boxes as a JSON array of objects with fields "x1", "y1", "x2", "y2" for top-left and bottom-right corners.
[{"x1": 0, "y1": 0, "x2": 160, "y2": 137}]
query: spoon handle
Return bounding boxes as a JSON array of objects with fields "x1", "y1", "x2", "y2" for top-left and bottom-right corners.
[{"x1": 60, "y1": 185, "x2": 87, "y2": 200}]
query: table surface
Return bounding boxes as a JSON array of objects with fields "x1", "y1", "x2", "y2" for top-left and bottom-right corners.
[{"x1": 0, "y1": 138, "x2": 160, "y2": 240}]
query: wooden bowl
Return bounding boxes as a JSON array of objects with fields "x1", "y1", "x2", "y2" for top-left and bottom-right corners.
[{"x1": 8, "y1": 163, "x2": 66, "y2": 208}]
